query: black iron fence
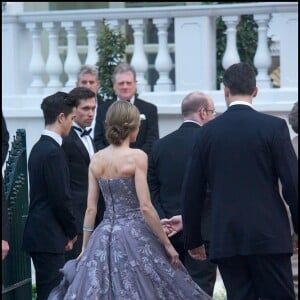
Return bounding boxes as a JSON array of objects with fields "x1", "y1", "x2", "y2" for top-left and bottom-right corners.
[{"x1": 2, "y1": 129, "x2": 32, "y2": 300}]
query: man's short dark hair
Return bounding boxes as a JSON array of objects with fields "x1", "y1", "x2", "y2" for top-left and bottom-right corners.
[
  {"x1": 223, "y1": 62, "x2": 256, "y2": 96},
  {"x1": 69, "y1": 87, "x2": 96, "y2": 103},
  {"x1": 41, "y1": 92, "x2": 78, "y2": 126}
]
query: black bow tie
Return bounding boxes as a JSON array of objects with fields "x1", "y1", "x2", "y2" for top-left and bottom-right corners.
[{"x1": 73, "y1": 126, "x2": 92, "y2": 137}]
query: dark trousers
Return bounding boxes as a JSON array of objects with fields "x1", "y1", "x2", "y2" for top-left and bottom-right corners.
[
  {"x1": 216, "y1": 254, "x2": 295, "y2": 300},
  {"x1": 171, "y1": 236, "x2": 217, "y2": 296},
  {"x1": 31, "y1": 252, "x2": 65, "y2": 300}
]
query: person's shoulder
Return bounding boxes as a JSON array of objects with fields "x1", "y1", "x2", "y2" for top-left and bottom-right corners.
[
  {"x1": 62, "y1": 130, "x2": 76, "y2": 143},
  {"x1": 101, "y1": 99, "x2": 115, "y2": 108},
  {"x1": 132, "y1": 148, "x2": 147, "y2": 162},
  {"x1": 96, "y1": 94, "x2": 104, "y2": 104},
  {"x1": 255, "y1": 110, "x2": 287, "y2": 126},
  {"x1": 135, "y1": 97, "x2": 157, "y2": 109}
]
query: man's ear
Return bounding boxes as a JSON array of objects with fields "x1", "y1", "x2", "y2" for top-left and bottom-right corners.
[
  {"x1": 57, "y1": 112, "x2": 65, "y2": 124},
  {"x1": 224, "y1": 86, "x2": 230, "y2": 98},
  {"x1": 252, "y1": 86, "x2": 258, "y2": 98}
]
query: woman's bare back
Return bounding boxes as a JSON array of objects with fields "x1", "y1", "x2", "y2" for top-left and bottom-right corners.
[{"x1": 91, "y1": 145, "x2": 145, "y2": 180}]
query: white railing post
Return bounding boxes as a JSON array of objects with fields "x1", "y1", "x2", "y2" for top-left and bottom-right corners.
[
  {"x1": 174, "y1": 16, "x2": 216, "y2": 91},
  {"x1": 222, "y1": 16, "x2": 240, "y2": 70},
  {"x1": 82, "y1": 20, "x2": 99, "y2": 66},
  {"x1": 153, "y1": 18, "x2": 174, "y2": 92},
  {"x1": 253, "y1": 14, "x2": 272, "y2": 88},
  {"x1": 277, "y1": 13, "x2": 298, "y2": 88},
  {"x1": 62, "y1": 21, "x2": 82, "y2": 90},
  {"x1": 26, "y1": 22, "x2": 45, "y2": 94},
  {"x1": 43, "y1": 22, "x2": 63, "y2": 93},
  {"x1": 128, "y1": 19, "x2": 150, "y2": 93}
]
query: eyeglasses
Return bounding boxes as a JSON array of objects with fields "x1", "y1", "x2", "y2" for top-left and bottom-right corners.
[{"x1": 205, "y1": 109, "x2": 217, "y2": 116}]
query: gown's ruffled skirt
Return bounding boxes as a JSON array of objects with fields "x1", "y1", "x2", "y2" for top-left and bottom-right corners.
[{"x1": 48, "y1": 177, "x2": 211, "y2": 300}]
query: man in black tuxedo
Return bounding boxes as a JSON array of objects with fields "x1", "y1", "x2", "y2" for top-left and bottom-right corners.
[
  {"x1": 76, "y1": 64, "x2": 104, "y2": 139},
  {"x1": 148, "y1": 91, "x2": 217, "y2": 296},
  {"x1": 22, "y1": 92, "x2": 78, "y2": 300},
  {"x1": 94, "y1": 63, "x2": 159, "y2": 155},
  {"x1": 63, "y1": 87, "x2": 105, "y2": 261},
  {"x1": 182, "y1": 63, "x2": 298, "y2": 300}
]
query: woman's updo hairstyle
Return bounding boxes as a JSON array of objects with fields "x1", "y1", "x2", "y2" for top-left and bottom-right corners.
[{"x1": 105, "y1": 101, "x2": 141, "y2": 145}]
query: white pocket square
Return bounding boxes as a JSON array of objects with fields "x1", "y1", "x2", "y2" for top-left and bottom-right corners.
[{"x1": 140, "y1": 114, "x2": 146, "y2": 120}]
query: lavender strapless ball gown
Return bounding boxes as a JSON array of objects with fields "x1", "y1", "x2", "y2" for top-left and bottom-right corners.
[{"x1": 48, "y1": 176, "x2": 211, "y2": 300}]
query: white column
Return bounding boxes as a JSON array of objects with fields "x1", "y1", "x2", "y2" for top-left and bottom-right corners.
[
  {"x1": 128, "y1": 19, "x2": 150, "y2": 93},
  {"x1": 153, "y1": 18, "x2": 174, "y2": 92},
  {"x1": 62, "y1": 21, "x2": 81, "y2": 90},
  {"x1": 43, "y1": 22, "x2": 63, "y2": 93},
  {"x1": 82, "y1": 21, "x2": 99, "y2": 66},
  {"x1": 222, "y1": 16, "x2": 240, "y2": 70},
  {"x1": 26, "y1": 23, "x2": 45, "y2": 94},
  {"x1": 278, "y1": 13, "x2": 298, "y2": 88},
  {"x1": 174, "y1": 16, "x2": 216, "y2": 90},
  {"x1": 254, "y1": 14, "x2": 272, "y2": 88}
]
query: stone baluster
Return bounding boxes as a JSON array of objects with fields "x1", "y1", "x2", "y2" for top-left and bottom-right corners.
[
  {"x1": 128, "y1": 19, "x2": 150, "y2": 93},
  {"x1": 253, "y1": 14, "x2": 272, "y2": 88},
  {"x1": 153, "y1": 18, "x2": 174, "y2": 92},
  {"x1": 222, "y1": 16, "x2": 240, "y2": 70},
  {"x1": 26, "y1": 22, "x2": 45, "y2": 94},
  {"x1": 62, "y1": 21, "x2": 81, "y2": 90},
  {"x1": 82, "y1": 20, "x2": 99, "y2": 66},
  {"x1": 106, "y1": 19, "x2": 121, "y2": 32},
  {"x1": 43, "y1": 22, "x2": 63, "y2": 93}
]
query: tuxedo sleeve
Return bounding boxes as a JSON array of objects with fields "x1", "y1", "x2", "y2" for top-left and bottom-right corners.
[
  {"x1": 147, "y1": 145, "x2": 167, "y2": 219},
  {"x1": 44, "y1": 148, "x2": 77, "y2": 239},
  {"x1": 141, "y1": 104, "x2": 159, "y2": 155},
  {"x1": 2, "y1": 114, "x2": 9, "y2": 166},
  {"x1": 94, "y1": 103, "x2": 109, "y2": 151},
  {"x1": 182, "y1": 134, "x2": 207, "y2": 250}
]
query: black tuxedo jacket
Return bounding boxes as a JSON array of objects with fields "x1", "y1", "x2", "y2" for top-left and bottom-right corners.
[
  {"x1": 93, "y1": 97, "x2": 159, "y2": 155},
  {"x1": 62, "y1": 129, "x2": 105, "y2": 235},
  {"x1": 22, "y1": 135, "x2": 77, "y2": 254},
  {"x1": 182, "y1": 105, "x2": 298, "y2": 261},
  {"x1": 148, "y1": 122, "x2": 212, "y2": 243}
]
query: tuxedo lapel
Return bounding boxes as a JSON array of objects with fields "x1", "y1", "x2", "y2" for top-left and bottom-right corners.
[{"x1": 71, "y1": 129, "x2": 90, "y2": 164}]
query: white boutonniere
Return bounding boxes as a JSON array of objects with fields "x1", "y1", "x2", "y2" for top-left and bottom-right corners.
[{"x1": 140, "y1": 114, "x2": 146, "y2": 120}]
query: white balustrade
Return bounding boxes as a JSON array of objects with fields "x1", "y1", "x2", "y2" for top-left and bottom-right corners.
[
  {"x1": 222, "y1": 16, "x2": 240, "y2": 70},
  {"x1": 2, "y1": 3, "x2": 298, "y2": 100},
  {"x1": 62, "y1": 21, "x2": 82, "y2": 90},
  {"x1": 43, "y1": 22, "x2": 63, "y2": 93},
  {"x1": 106, "y1": 19, "x2": 121, "y2": 32},
  {"x1": 128, "y1": 19, "x2": 150, "y2": 93},
  {"x1": 253, "y1": 14, "x2": 272, "y2": 88},
  {"x1": 26, "y1": 22, "x2": 45, "y2": 94},
  {"x1": 82, "y1": 21, "x2": 99, "y2": 66},
  {"x1": 153, "y1": 18, "x2": 174, "y2": 92}
]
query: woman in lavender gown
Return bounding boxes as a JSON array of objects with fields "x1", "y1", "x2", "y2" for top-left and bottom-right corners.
[{"x1": 48, "y1": 101, "x2": 211, "y2": 300}]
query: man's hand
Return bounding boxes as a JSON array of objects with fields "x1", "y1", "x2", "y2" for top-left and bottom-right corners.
[
  {"x1": 188, "y1": 245, "x2": 207, "y2": 261},
  {"x1": 65, "y1": 235, "x2": 78, "y2": 252},
  {"x1": 161, "y1": 215, "x2": 183, "y2": 237},
  {"x1": 2, "y1": 240, "x2": 9, "y2": 260}
]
